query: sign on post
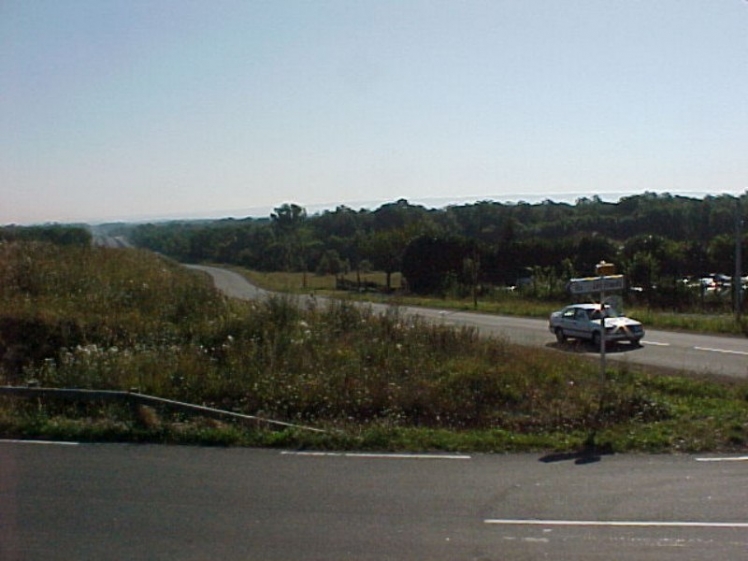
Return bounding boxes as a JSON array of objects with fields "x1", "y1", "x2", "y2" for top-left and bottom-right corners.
[
  {"x1": 568, "y1": 262, "x2": 625, "y2": 390},
  {"x1": 568, "y1": 275, "x2": 625, "y2": 296}
]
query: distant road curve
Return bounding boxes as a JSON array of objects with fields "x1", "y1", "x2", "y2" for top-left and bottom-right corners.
[
  {"x1": 91, "y1": 235, "x2": 133, "y2": 248},
  {"x1": 190, "y1": 265, "x2": 748, "y2": 379},
  {"x1": 185, "y1": 264, "x2": 269, "y2": 300}
]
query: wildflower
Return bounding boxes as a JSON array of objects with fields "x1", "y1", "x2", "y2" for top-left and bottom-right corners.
[{"x1": 76, "y1": 344, "x2": 100, "y2": 356}]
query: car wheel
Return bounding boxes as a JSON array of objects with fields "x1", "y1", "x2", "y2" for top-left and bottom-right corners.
[
  {"x1": 555, "y1": 328, "x2": 566, "y2": 344},
  {"x1": 591, "y1": 331, "x2": 601, "y2": 349},
  {"x1": 631, "y1": 338, "x2": 642, "y2": 347}
]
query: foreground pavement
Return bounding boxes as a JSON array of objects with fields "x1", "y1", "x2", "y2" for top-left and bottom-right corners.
[{"x1": 2, "y1": 441, "x2": 747, "y2": 560}]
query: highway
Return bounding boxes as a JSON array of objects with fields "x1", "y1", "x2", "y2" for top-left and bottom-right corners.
[
  {"x1": 189, "y1": 265, "x2": 748, "y2": 379},
  {"x1": 2, "y1": 441, "x2": 747, "y2": 561}
]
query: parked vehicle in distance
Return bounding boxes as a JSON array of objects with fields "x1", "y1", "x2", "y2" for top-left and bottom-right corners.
[{"x1": 549, "y1": 303, "x2": 644, "y2": 347}]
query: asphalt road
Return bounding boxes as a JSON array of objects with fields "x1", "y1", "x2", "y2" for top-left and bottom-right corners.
[
  {"x1": 92, "y1": 235, "x2": 133, "y2": 248},
  {"x1": 189, "y1": 265, "x2": 748, "y2": 379},
  {"x1": 2, "y1": 441, "x2": 747, "y2": 561}
]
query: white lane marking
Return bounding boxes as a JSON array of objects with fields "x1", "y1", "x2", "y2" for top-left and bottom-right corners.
[
  {"x1": 641, "y1": 341, "x2": 748, "y2": 356},
  {"x1": 281, "y1": 451, "x2": 471, "y2": 460},
  {"x1": 0, "y1": 439, "x2": 79, "y2": 446},
  {"x1": 484, "y1": 519, "x2": 748, "y2": 529},
  {"x1": 694, "y1": 347, "x2": 748, "y2": 356},
  {"x1": 696, "y1": 456, "x2": 748, "y2": 462}
]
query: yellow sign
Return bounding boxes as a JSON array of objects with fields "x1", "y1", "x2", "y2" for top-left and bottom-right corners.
[{"x1": 595, "y1": 261, "x2": 616, "y2": 276}]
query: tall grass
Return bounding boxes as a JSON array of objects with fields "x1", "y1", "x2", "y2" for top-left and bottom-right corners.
[
  {"x1": 3, "y1": 241, "x2": 748, "y2": 452},
  {"x1": 0, "y1": 242, "x2": 224, "y2": 382}
]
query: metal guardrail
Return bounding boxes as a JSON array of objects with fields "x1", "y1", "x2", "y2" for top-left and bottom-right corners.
[{"x1": 0, "y1": 385, "x2": 326, "y2": 433}]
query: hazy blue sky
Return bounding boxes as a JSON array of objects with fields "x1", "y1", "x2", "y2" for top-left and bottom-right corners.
[{"x1": 2, "y1": 1, "x2": 747, "y2": 224}]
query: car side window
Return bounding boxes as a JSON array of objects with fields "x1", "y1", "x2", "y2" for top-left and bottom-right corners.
[{"x1": 563, "y1": 309, "x2": 575, "y2": 319}]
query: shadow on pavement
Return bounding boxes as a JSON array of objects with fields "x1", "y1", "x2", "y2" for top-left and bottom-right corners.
[
  {"x1": 546, "y1": 340, "x2": 642, "y2": 355},
  {"x1": 539, "y1": 438, "x2": 615, "y2": 466}
]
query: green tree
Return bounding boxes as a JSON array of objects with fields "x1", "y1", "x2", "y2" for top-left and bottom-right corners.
[
  {"x1": 316, "y1": 249, "x2": 344, "y2": 279},
  {"x1": 401, "y1": 235, "x2": 471, "y2": 295},
  {"x1": 362, "y1": 229, "x2": 409, "y2": 291},
  {"x1": 271, "y1": 204, "x2": 306, "y2": 268}
]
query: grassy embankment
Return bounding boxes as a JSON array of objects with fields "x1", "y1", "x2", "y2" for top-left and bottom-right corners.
[{"x1": 2, "y1": 242, "x2": 748, "y2": 453}]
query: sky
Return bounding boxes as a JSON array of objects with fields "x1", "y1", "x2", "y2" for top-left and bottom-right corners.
[{"x1": 2, "y1": 0, "x2": 747, "y2": 225}]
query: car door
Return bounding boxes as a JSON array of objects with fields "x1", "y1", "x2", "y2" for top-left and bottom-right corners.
[
  {"x1": 559, "y1": 307, "x2": 580, "y2": 337},
  {"x1": 572, "y1": 308, "x2": 592, "y2": 339}
]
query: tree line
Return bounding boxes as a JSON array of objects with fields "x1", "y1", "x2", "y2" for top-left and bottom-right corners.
[
  {"x1": 128, "y1": 192, "x2": 747, "y2": 310},
  {"x1": 0, "y1": 224, "x2": 92, "y2": 247}
]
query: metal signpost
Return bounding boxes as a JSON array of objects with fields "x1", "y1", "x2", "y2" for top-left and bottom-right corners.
[
  {"x1": 569, "y1": 262, "x2": 624, "y2": 384},
  {"x1": 735, "y1": 198, "x2": 743, "y2": 321}
]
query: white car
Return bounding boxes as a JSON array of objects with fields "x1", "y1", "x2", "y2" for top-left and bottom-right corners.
[{"x1": 549, "y1": 303, "x2": 644, "y2": 347}]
